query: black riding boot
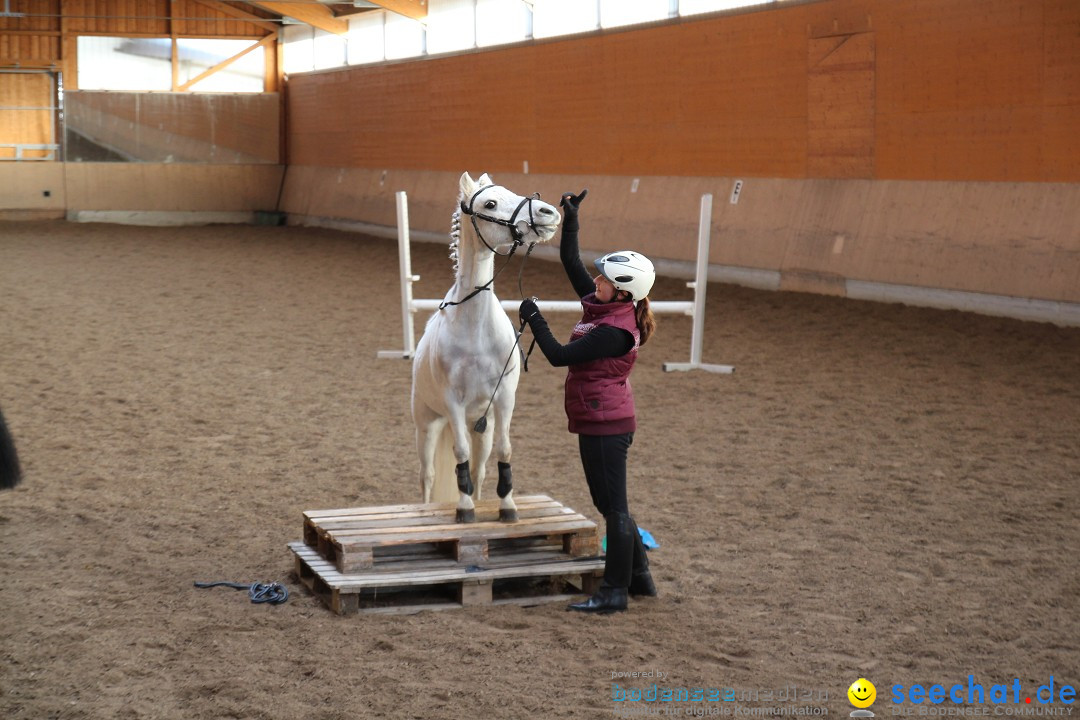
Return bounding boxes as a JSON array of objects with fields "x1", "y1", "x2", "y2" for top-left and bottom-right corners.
[
  {"x1": 628, "y1": 516, "x2": 657, "y2": 598},
  {"x1": 569, "y1": 512, "x2": 632, "y2": 614}
]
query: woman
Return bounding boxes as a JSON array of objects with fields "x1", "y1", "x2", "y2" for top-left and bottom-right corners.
[{"x1": 518, "y1": 189, "x2": 657, "y2": 615}]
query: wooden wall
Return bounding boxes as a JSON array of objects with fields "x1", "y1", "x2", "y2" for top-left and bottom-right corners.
[
  {"x1": 0, "y1": 72, "x2": 55, "y2": 159},
  {"x1": 0, "y1": 0, "x2": 277, "y2": 87},
  {"x1": 287, "y1": 0, "x2": 1079, "y2": 184}
]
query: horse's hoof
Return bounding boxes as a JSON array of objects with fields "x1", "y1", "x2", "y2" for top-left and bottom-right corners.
[
  {"x1": 498, "y1": 508, "x2": 518, "y2": 523},
  {"x1": 455, "y1": 508, "x2": 476, "y2": 524}
]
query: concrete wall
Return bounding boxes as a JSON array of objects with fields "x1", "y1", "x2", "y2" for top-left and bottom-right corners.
[
  {"x1": 280, "y1": 168, "x2": 1080, "y2": 322},
  {"x1": 0, "y1": 162, "x2": 66, "y2": 219},
  {"x1": 0, "y1": 163, "x2": 284, "y2": 224}
]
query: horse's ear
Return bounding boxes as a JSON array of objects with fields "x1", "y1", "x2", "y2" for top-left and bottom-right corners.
[
  {"x1": 459, "y1": 171, "x2": 476, "y2": 197},
  {"x1": 477, "y1": 173, "x2": 494, "y2": 188}
]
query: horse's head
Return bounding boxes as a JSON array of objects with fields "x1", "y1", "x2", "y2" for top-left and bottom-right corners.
[{"x1": 458, "y1": 172, "x2": 561, "y2": 253}]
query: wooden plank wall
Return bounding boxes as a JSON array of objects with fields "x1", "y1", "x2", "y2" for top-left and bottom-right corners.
[
  {"x1": 0, "y1": 0, "x2": 61, "y2": 67},
  {"x1": 0, "y1": 0, "x2": 276, "y2": 82},
  {"x1": 0, "y1": 72, "x2": 54, "y2": 158},
  {"x1": 287, "y1": 0, "x2": 1079, "y2": 184}
]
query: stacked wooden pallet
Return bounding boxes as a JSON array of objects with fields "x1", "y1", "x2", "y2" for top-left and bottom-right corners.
[{"x1": 290, "y1": 494, "x2": 605, "y2": 615}]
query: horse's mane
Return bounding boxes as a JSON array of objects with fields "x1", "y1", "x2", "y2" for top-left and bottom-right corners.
[{"x1": 448, "y1": 205, "x2": 462, "y2": 274}]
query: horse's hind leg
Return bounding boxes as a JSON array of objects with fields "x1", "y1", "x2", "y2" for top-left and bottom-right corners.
[{"x1": 415, "y1": 410, "x2": 445, "y2": 504}]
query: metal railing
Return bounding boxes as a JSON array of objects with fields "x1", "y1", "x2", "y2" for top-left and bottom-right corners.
[{"x1": 0, "y1": 144, "x2": 60, "y2": 161}]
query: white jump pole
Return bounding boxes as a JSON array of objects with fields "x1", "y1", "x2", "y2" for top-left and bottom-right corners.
[
  {"x1": 377, "y1": 191, "x2": 733, "y2": 374},
  {"x1": 376, "y1": 191, "x2": 419, "y2": 360},
  {"x1": 662, "y1": 193, "x2": 734, "y2": 374}
]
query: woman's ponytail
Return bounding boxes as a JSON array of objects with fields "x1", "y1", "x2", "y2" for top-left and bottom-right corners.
[{"x1": 635, "y1": 297, "x2": 656, "y2": 346}]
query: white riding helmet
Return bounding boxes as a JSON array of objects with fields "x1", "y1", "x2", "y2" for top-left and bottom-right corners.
[{"x1": 594, "y1": 250, "x2": 656, "y2": 301}]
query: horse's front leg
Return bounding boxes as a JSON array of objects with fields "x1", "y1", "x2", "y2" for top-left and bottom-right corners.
[
  {"x1": 470, "y1": 414, "x2": 494, "y2": 503},
  {"x1": 493, "y1": 397, "x2": 518, "y2": 523},
  {"x1": 447, "y1": 406, "x2": 477, "y2": 523}
]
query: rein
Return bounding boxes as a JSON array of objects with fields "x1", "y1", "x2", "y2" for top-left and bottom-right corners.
[{"x1": 469, "y1": 241, "x2": 542, "y2": 433}]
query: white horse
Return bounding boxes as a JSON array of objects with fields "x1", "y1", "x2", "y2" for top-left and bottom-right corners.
[{"x1": 412, "y1": 172, "x2": 561, "y2": 523}]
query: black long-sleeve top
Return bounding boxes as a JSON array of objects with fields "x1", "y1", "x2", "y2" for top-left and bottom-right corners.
[{"x1": 526, "y1": 228, "x2": 635, "y2": 367}]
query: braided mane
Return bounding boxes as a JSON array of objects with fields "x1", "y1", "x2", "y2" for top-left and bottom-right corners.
[{"x1": 448, "y1": 207, "x2": 462, "y2": 273}]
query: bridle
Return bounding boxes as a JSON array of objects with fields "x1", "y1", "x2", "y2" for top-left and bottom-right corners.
[
  {"x1": 439, "y1": 185, "x2": 549, "y2": 311},
  {"x1": 459, "y1": 185, "x2": 546, "y2": 256}
]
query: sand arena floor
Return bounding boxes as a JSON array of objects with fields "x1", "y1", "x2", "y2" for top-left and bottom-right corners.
[{"x1": 1, "y1": 220, "x2": 1078, "y2": 719}]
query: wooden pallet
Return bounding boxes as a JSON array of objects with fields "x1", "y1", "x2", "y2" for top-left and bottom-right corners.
[
  {"x1": 302, "y1": 494, "x2": 600, "y2": 574},
  {"x1": 290, "y1": 541, "x2": 605, "y2": 615},
  {"x1": 290, "y1": 495, "x2": 605, "y2": 615}
]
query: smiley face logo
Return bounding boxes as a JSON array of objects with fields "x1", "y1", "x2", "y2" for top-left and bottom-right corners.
[{"x1": 848, "y1": 678, "x2": 877, "y2": 709}]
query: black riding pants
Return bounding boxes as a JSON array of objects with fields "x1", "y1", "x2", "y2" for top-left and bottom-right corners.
[
  {"x1": 577, "y1": 432, "x2": 634, "y2": 518},
  {"x1": 578, "y1": 432, "x2": 649, "y2": 585}
]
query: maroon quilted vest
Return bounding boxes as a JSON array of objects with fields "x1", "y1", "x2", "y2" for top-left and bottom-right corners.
[{"x1": 564, "y1": 294, "x2": 640, "y2": 435}]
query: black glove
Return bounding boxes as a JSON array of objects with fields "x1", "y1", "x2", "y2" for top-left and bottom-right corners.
[
  {"x1": 519, "y1": 298, "x2": 540, "y2": 326},
  {"x1": 559, "y1": 189, "x2": 588, "y2": 233}
]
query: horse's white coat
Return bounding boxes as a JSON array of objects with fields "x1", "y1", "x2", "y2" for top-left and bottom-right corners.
[{"x1": 411, "y1": 172, "x2": 561, "y2": 517}]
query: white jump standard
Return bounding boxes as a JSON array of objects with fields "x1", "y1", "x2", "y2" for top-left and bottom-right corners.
[{"x1": 378, "y1": 192, "x2": 733, "y2": 374}]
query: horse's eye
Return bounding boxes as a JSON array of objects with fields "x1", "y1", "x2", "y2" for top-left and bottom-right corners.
[{"x1": 484, "y1": 200, "x2": 497, "y2": 210}]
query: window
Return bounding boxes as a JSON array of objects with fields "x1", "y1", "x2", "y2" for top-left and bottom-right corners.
[
  {"x1": 284, "y1": 25, "x2": 316, "y2": 74},
  {"x1": 600, "y1": 0, "x2": 670, "y2": 29},
  {"x1": 78, "y1": 36, "x2": 264, "y2": 92},
  {"x1": 77, "y1": 36, "x2": 171, "y2": 91},
  {"x1": 476, "y1": 0, "x2": 532, "y2": 48},
  {"x1": 678, "y1": 0, "x2": 774, "y2": 17},
  {"x1": 347, "y1": 12, "x2": 386, "y2": 65},
  {"x1": 427, "y1": 0, "x2": 476, "y2": 55},
  {"x1": 286, "y1": 0, "x2": 782, "y2": 72},
  {"x1": 384, "y1": 12, "x2": 426, "y2": 60},
  {"x1": 176, "y1": 39, "x2": 264, "y2": 92},
  {"x1": 532, "y1": 0, "x2": 599, "y2": 39},
  {"x1": 313, "y1": 30, "x2": 348, "y2": 70}
]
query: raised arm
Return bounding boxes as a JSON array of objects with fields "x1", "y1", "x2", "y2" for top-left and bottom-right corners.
[{"x1": 559, "y1": 190, "x2": 596, "y2": 299}]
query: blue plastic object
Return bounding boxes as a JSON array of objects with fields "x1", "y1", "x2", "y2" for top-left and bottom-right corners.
[{"x1": 601, "y1": 527, "x2": 659, "y2": 553}]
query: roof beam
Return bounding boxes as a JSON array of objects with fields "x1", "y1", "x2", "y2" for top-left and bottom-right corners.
[
  {"x1": 250, "y1": 2, "x2": 349, "y2": 35},
  {"x1": 191, "y1": 0, "x2": 279, "y2": 33}
]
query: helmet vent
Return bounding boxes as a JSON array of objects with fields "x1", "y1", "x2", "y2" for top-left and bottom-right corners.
[{"x1": 614, "y1": 275, "x2": 634, "y2": 283}]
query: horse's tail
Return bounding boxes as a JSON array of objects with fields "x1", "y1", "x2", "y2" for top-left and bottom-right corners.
[
  {"x1": 0, "y1": 407, "x2": 24, "y2": 490},
  {"x1": 431, "y1": 424, "x2": 460, "y2": 504}
]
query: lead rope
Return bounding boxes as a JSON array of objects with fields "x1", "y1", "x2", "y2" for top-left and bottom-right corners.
[
  {"x1": 439, "y1": 240, "x2": 521, "y2": 310},
  {"x1": 194, "y1": 580, "x2": 289, "y2": 605},
  {"x1": 473, "y1": 241, "x2": 540, "y2": 433},
  {"x1": 517, "y1": 242, "x2": 540, "y2": 372}
]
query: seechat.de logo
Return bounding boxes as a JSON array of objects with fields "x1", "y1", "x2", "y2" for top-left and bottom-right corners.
[{"x1": 849, "y1": 678, "x2": 877, "y2": 718}]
